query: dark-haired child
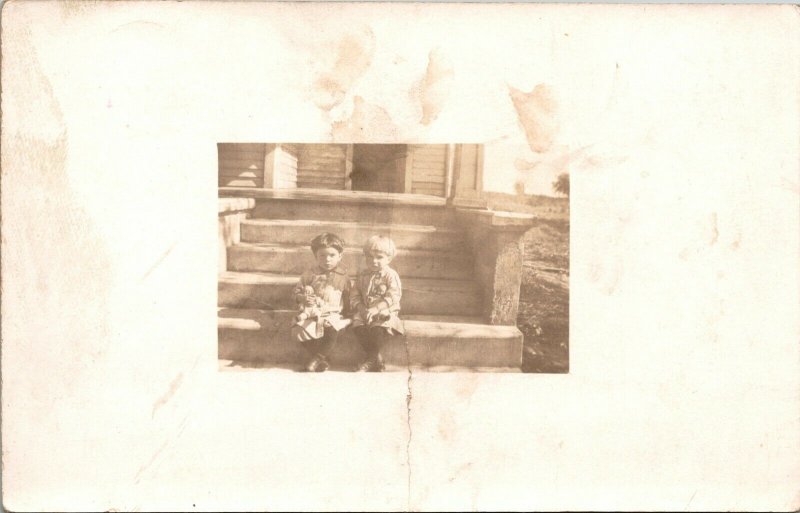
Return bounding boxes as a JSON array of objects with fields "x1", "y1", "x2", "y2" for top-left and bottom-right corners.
[{"x1": 290, "y1": 232, "x2": 351, "y2": 372}]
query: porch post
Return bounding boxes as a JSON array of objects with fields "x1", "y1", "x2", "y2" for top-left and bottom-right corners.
[
  {"x1": 263, "y1": 144, "x2": 299, "y2": 189},
  {"x1": 456, "y1": 209, "x2": 537, "y2": 325},
  {"x1": 444, "y1": 144, "x2": 455, "y2": 199},
  {"x1": 402, "y1": 145, "x2": 414, "y2": 193},
  {"x1": 344, "y1": 144, "x2": 354, "y2": 190},
  {"x1": 448, "y1": 144, "x2": 487, "y2": 208}
]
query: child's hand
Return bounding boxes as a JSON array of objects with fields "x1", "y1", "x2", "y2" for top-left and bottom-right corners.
[
  {"x1": 366, "y1": 307, "x2": 380, "y2": 324},
  {"x1": 304, "y1": 292, "x2": 317, "y2": 306}
]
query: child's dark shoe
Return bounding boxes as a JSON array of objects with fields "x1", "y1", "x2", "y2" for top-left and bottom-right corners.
[
  {"x1": 305, "y1": 356, "x2": 324, "y2": 372},
  {"x1": 355, "y1": 360, "x2": 374, "y2": 372},
  {"x1": 315, "y1": 358, "x2": 330, "y2": 372},
  {"x1": 371, "y1": 355, "x2": 385, "y2": 372}
]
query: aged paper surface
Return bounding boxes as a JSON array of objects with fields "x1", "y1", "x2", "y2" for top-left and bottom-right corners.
[{"x1": 2, "y1": 2, "x2": 799, "y2": 511}]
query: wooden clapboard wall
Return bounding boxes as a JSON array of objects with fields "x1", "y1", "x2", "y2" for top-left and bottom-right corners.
[
  {"x1": 218, "y1": 143, "x2": 266, "y2": 187},
  {"x1": 273, "y1": 144, "x2": 299, "y2": 189},
  {"x1": 296, "y1": 144, "x2": 348, "y2": 190},
  {"x1": 409, "y1": 144, "x2": 447, "y2": 196}
]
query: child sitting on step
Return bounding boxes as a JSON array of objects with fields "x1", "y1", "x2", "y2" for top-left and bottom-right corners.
[
  {"x1": 291, "y1": 232, "x2": 351, "y2": 372},
  {"x1": 350, "y1": 235, "x2": 405, "y2": 372}
]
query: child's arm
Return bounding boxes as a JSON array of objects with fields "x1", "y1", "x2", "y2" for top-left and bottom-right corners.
[
  {"x1": 349, "y1": 276, "x2": 365, "y2": 316},
  {"x1": 292, "y1": 274, "x2": 314, "y2": 306},
  {"x1": 341, "y1": 275, "x2": 352, "y2": 317},
  {"x1": 367, "y1": 272, "x2": 402, "y2": 322}
]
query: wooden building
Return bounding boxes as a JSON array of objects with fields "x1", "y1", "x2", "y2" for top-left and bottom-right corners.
[{"x1": 218, "y1": 143, "x2": 484, "y2": 206}]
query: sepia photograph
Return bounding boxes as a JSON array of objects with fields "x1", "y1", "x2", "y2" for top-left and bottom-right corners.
[
  {"x1": 217, "y1": 143, "x2": 569, "y2": 373},
  {"x1": 3, "y1": 2, "x2": 798, "y2": 510}
]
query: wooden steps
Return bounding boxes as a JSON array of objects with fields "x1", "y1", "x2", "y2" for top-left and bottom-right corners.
[
  {"x1": 227, "y1": 243, "x2": 472, "y2": 280},
  {"x1": 218, "y1": 271, "x2": 482, "y2": 316},
  {"x1": 241, "y1": 219, "x2": 465, "y2": 250},
  {"x1": 218, "y1": 308, "x2": 522, "y2": 368},
  {"x1": 217, "y1": 187, "x2": 524, "y2": 371}
]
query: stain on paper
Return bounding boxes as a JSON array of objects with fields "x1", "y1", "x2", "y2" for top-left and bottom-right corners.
[
  {"x1": 2, "y1": 25, "x2": 112, "y2": 402},
  {"x1": 151, "y1": 372, "x2": 184, "y2": 418},
  {"x1": 415, "y1": 49, "x2": 454, "y2": 125},
  {"x1": 311, "y1": 28, "x2": 376, "y2": 111},
  {"x1": 509, "y1": 84, "x2": 558, "y2": 153},
  {"x1": 708, "y1": 212, "x2": 719, "y2": 245},
  {"x1": 331, "y1": 96, "x2": 399, "y2": 141}
]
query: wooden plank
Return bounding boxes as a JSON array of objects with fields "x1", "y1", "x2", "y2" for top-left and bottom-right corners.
[
  {"x1": 414, "y1": 167, "x2": 446, "y2": 175},
  {"x1": 412, "y1": 150, "x2": 447, "y2": 158},
  {"x1": 263, "y1": 146, "x2": 277, "y2": 188},
  {"x1": 412, "y1": 190, "x2": 445, "y2": 197},
  {"x1": 414, "y1": 176, "x2": 445, "y2": 184},
  {"x1": 296, "y1": 170, "x2": 344, "y2": 178},
  {"x1": 412, "y1": 147, "x2": 446, "y2": 155},
  {"x1": 413, "y1": 176, "x2": 446, "y2": 184},
  {"x1": 413, "y1": 155, "x2": 446, "y2": 162},
  {"x1": 219, "y1": 159, "x2": 264, "y2": 169},
  {"x1": 297, "y1": 164, "x2": 343, "y2": 173},
  {"x1": 300, "y1": 148, "x2": 345, "y2": 158},
  {"x1": 282, "y1": 144, "x2": 300, "y2": 155},
  {"x1": 414, "y1": 185, "x2": 446, "y2": 192},
  {"x1": 413, "y1": 181, "x2": 445, "y2": 188},
  {"x1": 344, "y1": 144, "x2": 353, "y2": 190},
  {"x1": 279, "y1": 156, "x2": 298, "y2": 167},
  {"x1": 403, "y1": 151, "x2": 414, "y2": 193},
  {"x1": 413, "y1": 169, "x2": 447, "y2": 178},
  {"x1": 299, "y1": 154, "x2": 344, "y2": 162},
  {"x1": 297, "y1": 178, "x2": 344, "y2": 185},
  {"x1": 297, "y1": 175, "x2": 342, "y2": 181},
  {"x1": 297, "y1": 178, "x2": 344, "y2": 186},
  {"x1": 297, "y1": 184, "x2": 345, "y2": 190},
  {"x1": 448, "y1": 144, "x2": 462, "y2": 202},
  {"x1": 476, "y1": 144, "x2": 484, "y2": 195},
  {"x1": 218, "y1": 152, "x2": 266, "y2": 162},
  {"x1": 218, "y1": 143, "x2": 266, "y2": 152},
  {"x1": 413, "y1": 163, "x2": 446, "y2": 171},
  {"x1": 410, "y1": 144, "x2": 446, "y2": 151},
  {"x1": 298, "y1": 159, "x2": 344, "y2": 167},
  {"x1": 444, "y1": 144, "x2": 454, "y2": 200},
  {"x1": 220, "y1": 170, "x2": 260, "y2": 179},
  {"x1": 412, "y1": 160, "x2": 445, "y2": 168},
  {"x1": 220, "y1": 178, "x2": 259, "y2": 187},
  {"x1": 413, "y1": 177, "x2": 445, "y2": 184}
]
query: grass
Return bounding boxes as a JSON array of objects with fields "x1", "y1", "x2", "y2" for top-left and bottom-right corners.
[{"x1": 487, "y1": 192, "x2": 570, "y2": 373}]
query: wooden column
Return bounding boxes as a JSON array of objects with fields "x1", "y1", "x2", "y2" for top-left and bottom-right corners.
[
  {"x1": 262, "y1": 144, "x2": 280, "y2": 188},
  {"x1": 448, "y1": 144, "x2": 487, "y2": 208},
  {"x1": 456, "y1": 209, "x2": 537, "y2": 325},
  {"x1": 402, "y1": 145, "x2": 414, "y2": 193},
  {"x1": 344, "y1": 144, "x2": 354, "y2": 190},
  {"x1": 444, "y1": 144, "x2": 455, "y2": 199}
]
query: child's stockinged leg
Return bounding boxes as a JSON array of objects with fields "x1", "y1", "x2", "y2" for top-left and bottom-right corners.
[
  {"x1": 355, "y1": 326, "x2": 390, "y2": 372},
  {"x1": 368, "y1": 326, "x2": 389, "y2": 372},
  {"x1": 303, "y1": 328, "x2": 339, "y2": 372},
  {"x1": 354, "y1": 326, "x2": 372, "y2": 372}
]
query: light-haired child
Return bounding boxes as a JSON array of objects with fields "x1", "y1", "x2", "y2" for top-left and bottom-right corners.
[
  {"x1": 350, "y1": 235, "x2": 405, "y2": 372},
  {"x1": 290, "y1": 232, "x2": 351, "y2": 372}
]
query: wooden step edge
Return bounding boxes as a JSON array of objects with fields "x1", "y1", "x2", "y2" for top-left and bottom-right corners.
[
  {"x1": 229, "y1": 242, "x2": 471, "y2": 257},
  {"x1": 240, "y1": 218, "x2": 463, "y2": 234},
  {"x1": 220, "y1": 187, "x2": 447, "y2": 207},
  {"x1": 218, "y1": 271, "x2": 479, "y2": 290},
  {"x1": 218, "y1": 308, "x2": 520, "y2": 339}
]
